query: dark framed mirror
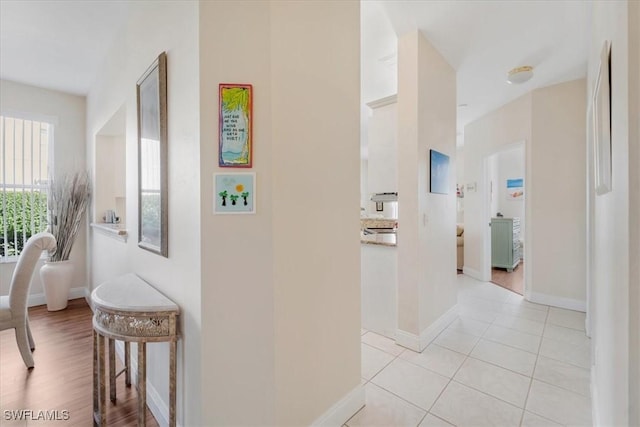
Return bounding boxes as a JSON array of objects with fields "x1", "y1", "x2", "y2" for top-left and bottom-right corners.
[{"x1": 136, "y1": 52, "x2": 168, "y2": 257}]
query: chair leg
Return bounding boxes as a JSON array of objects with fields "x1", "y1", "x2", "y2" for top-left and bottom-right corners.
[
  {"x1": 27, "y1": 319, "x2": 35, "y2": 351},
  {"x1": 15, "y1": 322, "x2": 35, "y2": 369}
]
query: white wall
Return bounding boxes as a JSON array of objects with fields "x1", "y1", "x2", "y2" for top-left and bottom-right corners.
[
  {"x1": 456, "y1": 146, "x2": 464, "y2": 223},
  {"x1": 360, "y1": 0, "x2": 397, "y2": 209},
  {"x1": 629, "y1": 4, "x2": 640, "y2": 425},
  {"x1": 464, "y1": 79, "x2": 586, "y2": 308},
  {"x1": 361, "y1": 158, "x2": 368, "y2": 211},
  {"x1": 587, "y1": 1, "x2": 639, "y2": 425},
  {"x1": 396, "y1": 31, "x2": 457, "y2": 349},
  {"x1": 200, "y1": 1, "x2": 361, "y2": 425},
  {"x1": 199, "y1": 2, "x2": 274, "y2": 423},
  {"x1": 530, "y1": 79, "x2": 586, "y2": 305},
  {"x1": 367, "y1": 98, "x2": 397, "y2": 194},
  {"x1": 94, "y1": 135, "x2": 125, "y2": 224},
  {"x1": 464, "y1": 93, "x2": 532, "y2": 281},
  {"x1": 360, "y1": 0, "x2": 398, "y2": 151},
  {"x1": 488, "y1": 153, "x2": 499, "y2": 220},
  {"x1": 86, "y1": 2, "x2": 201, "y2": 425},
  {"x1": 0, "y1": 79, "x2": 87, "y2": 302}
]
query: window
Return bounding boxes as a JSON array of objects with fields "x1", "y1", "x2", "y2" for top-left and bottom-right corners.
[{"x1": 0, "y1": 115, "x2": 51, "y2": 259}]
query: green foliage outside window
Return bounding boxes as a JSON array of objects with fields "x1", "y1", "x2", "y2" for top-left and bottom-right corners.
[
  {"x1": 141, "y1": 192, "x2": 161, "y2": 245},
  {"x1": 0, "y1": 191, "x2": 48, "y2": 257}
]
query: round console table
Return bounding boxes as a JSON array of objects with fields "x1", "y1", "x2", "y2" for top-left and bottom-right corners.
[{"x1": 91, "y1": 273, "x2": 179, "y2": 426}]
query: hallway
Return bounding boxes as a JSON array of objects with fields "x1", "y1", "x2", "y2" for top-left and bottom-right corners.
[{"x1": 353, "y1": 274, "x2": 591, "y2": 426}]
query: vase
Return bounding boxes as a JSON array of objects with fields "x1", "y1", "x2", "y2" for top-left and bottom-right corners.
[{"x1": 40, "y1": 260, "x2": 74, "y2": 311}]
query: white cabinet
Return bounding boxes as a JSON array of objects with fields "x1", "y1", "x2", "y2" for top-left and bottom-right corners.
[
  {"x1": 361, "y1": 243, "x2": 397, "y2": 339},
  {"x1": 491, "y1": 217, "x2": 521, "y2": 272},
  {"x1": 367, "y1": 95, "x2": 397, "y2": 194}
]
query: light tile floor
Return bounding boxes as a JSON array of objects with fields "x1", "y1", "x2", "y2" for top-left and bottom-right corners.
[{"x1": 348, "y1": 274, "x2": 592, "y2": 427}]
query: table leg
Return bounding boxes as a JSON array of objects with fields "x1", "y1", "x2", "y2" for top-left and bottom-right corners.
[
  {"x1": 138, "y1": 342, "x2": 146, "y2": 427},
  {"x1": 170, "y1": 339, "x2": 177, "y2": 427},
  {"x1": 109, "y1": 338, "x2": 116, "y2": 403},
  {"x1": 98, "y1": 333, "x2": 106, "y2": 426},
  {"x1": 125, "y1": 341, "x2": 131, "y2": 387},
  {"x1": 93, "y1": 330, "x2": 98, "y2": 426}
]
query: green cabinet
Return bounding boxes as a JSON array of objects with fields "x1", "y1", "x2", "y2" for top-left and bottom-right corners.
[{"x1": 491, "y1": 217, "x2": 521, "y2": 272}]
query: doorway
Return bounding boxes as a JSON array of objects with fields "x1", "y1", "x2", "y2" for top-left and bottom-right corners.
[{"x1": 484, "y1": 142, "x2": 526, "y2": 295}]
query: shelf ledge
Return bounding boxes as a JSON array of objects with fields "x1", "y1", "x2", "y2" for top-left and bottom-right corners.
[{"x1": 90, "y1": 223, "x2": 128, "y2": 242}]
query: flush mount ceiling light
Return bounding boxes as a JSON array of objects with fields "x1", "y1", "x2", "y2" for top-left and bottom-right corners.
[{"x1": 507, "y1": 66, "x2": 534, "y2": 84}]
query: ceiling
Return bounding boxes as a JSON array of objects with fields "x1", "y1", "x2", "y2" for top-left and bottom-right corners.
[
  {"x1": 1, "y1": 1, "x2": 590, "y2": 145},
  {"x1": 362, "y1": 0, "x2": 591, "y2": 146},
  {"x1": 0, "y1": 0, "x2": 128, "y2": 96}
]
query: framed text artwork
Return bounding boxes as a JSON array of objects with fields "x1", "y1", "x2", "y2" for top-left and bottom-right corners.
[{"x1": 219, "y1": 84, "x2": 253, "y2": 168}]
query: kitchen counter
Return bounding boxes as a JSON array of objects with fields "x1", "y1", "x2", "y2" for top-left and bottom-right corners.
[
  {"x1": 360, "y1": 218, "x2": 398, "y2": 230},
  {"x1": 360, "y1": 232, "x2": 397, "y2": 247}
]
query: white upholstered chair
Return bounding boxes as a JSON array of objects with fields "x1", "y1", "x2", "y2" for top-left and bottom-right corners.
[{"x1": 0, "y1": 232, "x2": 56, "y2": 368}]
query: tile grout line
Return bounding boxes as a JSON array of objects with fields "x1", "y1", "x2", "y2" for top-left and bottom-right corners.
[
  {"x1": 367, "y1": 318, "x2": 482, "y2": 426},
  {"x1": 362, "y1": 380, "x2": 429, "y2": 419},
  {"x1": 462, "y1": 305, "x2": 541, "y2": 377},
  {"x1": 461, "y1": 298, "x2": 592, "y2": 413},
  {"x1": 463, "y1": 353, "x2": 533, "y2": 379},
  {"x1": 426, "y1": 413, "x2": 456, "y2": 427},
  {"x1": 360, "y1": 284, "x2": 588, "y2": 427},
  {"x1": 352, "y1": 334, "x2": 410, "y2": 427},
  {"x1": 363, "y1": 343, "x2": 402, "y2": 383},
  {"x1": 477, "y1": 333, "x2": 541, "y2": 355},
  {"x1": 423, "y1": 312, "x2": 495, "y2": 425},
  {"x1": 446, "y1": 378, "x2": 526, "y2": 416},
  {"x1": 460, "y1": 302, "x2": 528, "y2": 424},
  {"x1": 519, "y1": 305, "x2": 551, "y2": 426},
  {"x1": 371, "y1": 337, "x2": 453, "y2": 425},
  {"x1": 415, "y1": 410, "x2": 429, "y2": 426}
]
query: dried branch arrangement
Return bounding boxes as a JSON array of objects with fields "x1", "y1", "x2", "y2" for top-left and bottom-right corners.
[{"x1": 47, "y1": 172, "x2": 91, "y2": 262}]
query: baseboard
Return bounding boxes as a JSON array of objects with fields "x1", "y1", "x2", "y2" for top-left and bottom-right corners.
[
  {"x1": 115, "y1": 342, "x2": 176, "y2": 427},
  {"x1": 310, "y1": 384, "x2": 365, "y2": 427},
  {"x1": 146, "y1": 377, "x2": 171, "y2": 427},
  {"x1": 394, "y1": 330, "x2": 421, "y2": 352},
  {"x1": 591, "y1": 365, "x2": 601, "y2": 427},
  {"x1": 526, "y1": 291, "x2": 586, "y2": 312},
  {"x1": 419, "y1": 305, "x2": 458, "y2": 349},
  {"x1": 395, "y1": 304, "x2": 458, "y2": 352},
  {"x1": 27, "y1": 286, "x2": 88, "y2": 308},
  {"x1": 462, "y1": 266, "x2": 483, "y2": 281}
]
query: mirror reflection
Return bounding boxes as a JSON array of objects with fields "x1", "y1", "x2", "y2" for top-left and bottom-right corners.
[{"x1": 137, "y1": 52, "x2": 167, "y2": 257}]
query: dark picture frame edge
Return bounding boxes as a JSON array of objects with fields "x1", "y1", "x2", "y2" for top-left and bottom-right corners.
[{"x1": 136, "y1": 52, "x2": 169, "y2": 257}]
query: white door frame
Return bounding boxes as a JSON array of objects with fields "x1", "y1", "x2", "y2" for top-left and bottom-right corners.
[{"x1": 481, "y1": 140, "x2": 528, "y2": 294}]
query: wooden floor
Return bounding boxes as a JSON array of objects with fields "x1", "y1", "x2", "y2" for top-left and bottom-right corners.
[
  {"x1": 0, "y1": 298, "x2": 158, "y2": 427},
  {"x1": 491, "y1": 261, "x2": 524, "y2": 295}
]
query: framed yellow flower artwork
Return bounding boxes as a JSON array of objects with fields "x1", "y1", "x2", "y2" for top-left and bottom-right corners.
[{"x1": 214, "y1": 173, "x2": 256, "y2": 214}]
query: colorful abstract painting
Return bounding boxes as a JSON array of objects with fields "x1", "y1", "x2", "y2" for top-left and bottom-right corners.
[
  {"x1": 214, "y1": 173, "x2": 256, "y2": 214},
  {"x1": 219, "y1": 84, "x2": 252, "y2": 167}
]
